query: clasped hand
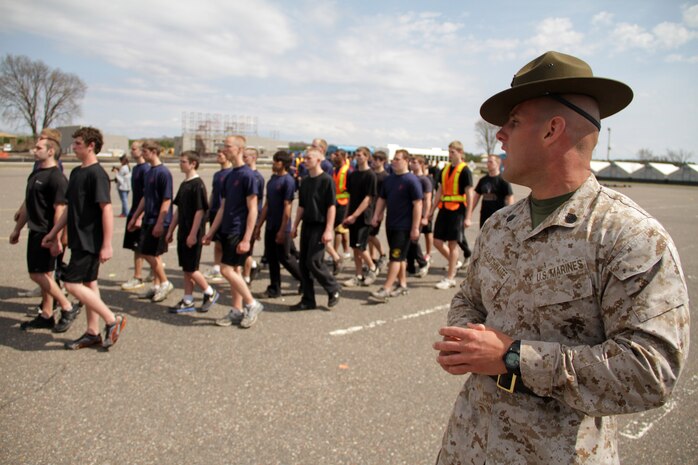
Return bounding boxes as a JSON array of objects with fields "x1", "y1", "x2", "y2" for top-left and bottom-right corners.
[{"x1": 434, "y1": 323, "x2": 513, "y2": 376}]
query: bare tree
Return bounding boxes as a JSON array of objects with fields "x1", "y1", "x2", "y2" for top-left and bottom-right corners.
[
  {"x1": 637, "y1": 148, "x2": 655, "y2": 161},
  {"x1": 0, "y1": 54, "x2": 86, "y2": 138},
  {"x1": 666, "y1": 149, "x2": 693, "y2": 164},
  {"x1": 475, "y1": 119, "x2": 499, "y2": 155}
]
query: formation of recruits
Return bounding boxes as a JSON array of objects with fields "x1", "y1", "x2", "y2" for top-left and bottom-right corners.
[{"x1": 10, "y1": 128, "x2": 513, "y2": 349}]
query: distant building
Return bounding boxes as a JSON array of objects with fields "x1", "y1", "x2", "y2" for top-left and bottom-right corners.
[{"x1": 58, "y1": 126, "x2": 128, "y2": 158}]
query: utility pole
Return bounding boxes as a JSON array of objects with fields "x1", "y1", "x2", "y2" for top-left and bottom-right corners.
[{"x1": 606, "y1": 127, "x2": 611, "y2": 161}]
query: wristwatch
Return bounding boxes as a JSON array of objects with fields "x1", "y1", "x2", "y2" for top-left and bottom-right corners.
[{"x1": 502, "y1": 340, "x2": 521, "y2": 376}]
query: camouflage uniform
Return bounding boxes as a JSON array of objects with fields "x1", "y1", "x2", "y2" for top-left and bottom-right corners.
[{"x1": 437, "y1": 175, "x2": 690, "y2": 465}]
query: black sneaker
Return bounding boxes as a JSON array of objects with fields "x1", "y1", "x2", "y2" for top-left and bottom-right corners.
[
  {"x1": 199, "y1": 290, "x2": 220, "y2": 313},
  {"x1": 328, "y1": 291, "x2": 340, "y2": 308},
  {"x1": 53, "y1": 304, "x2": 82, "y2": 333},
  {"x1": 64, "y1": 332, "x2": 102, "y2": 350},
  {"x1": 20, "y1": 314, "x2": 55, "y2": 330}
]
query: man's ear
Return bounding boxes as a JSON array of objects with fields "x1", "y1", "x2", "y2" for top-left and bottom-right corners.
[{"x1": 542, "y1": 116, "x2": 566, "y2": 145}]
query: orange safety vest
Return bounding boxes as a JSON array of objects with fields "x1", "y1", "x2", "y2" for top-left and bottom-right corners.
[
  {"x1": 438, "y1": 162, "x2": 467, "y2": 210},
  {"x1": 333, "y1": 161, "x2": 350, "y2": 206}
]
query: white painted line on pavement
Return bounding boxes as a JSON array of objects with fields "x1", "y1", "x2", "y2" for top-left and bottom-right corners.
[{"x1": 329, "y1": 304, "x2": 449, "y2": 336}]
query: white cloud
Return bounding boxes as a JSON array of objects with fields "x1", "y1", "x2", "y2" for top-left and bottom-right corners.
[
  {"x1": 666, "y1": 53, "x2": 698, "y2": 63},
  {"x1": 3, "y1": 0, "x2": 297, "y2": 79},
  {"x1": 611, "y1": 23, "x2": 656, "y2": 51},
  {"x1": 526, "y1": 17, "x2": 587, "y2": 54},
  {"x1": 592, "y1": 11, "x2": 614, "y2": 26},
  {"x1": 653, "y1": 22, "x2": 697, "y2": 48},
  {"x1": 683, "y1": 4, "x2": 698, "y2": 28}
]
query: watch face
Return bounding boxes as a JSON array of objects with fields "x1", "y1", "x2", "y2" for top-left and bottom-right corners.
[{"x1": 504, "y1": 352, "x2": 519, "y2": 369}]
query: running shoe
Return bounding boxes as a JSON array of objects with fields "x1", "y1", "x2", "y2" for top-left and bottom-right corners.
[
  {"x1": 102, "y1": 314, "x2": 126, "y2": 348},
  {"x1": 200, "y1": 290, "x2": 220, "y2": 313}
]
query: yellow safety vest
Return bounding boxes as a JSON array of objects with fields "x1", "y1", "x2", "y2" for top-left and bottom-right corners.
[
  {"x1": 333, "y1": 161, "x2": 350, "y2": 205},
  {"x1": 439, "y1": 162, "x2": 466, "y2": 210}
]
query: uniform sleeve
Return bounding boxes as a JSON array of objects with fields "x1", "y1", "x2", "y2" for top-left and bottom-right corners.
[
  {"x1": 474, "y1": 177, "x2": 485, "y2": 195},
  {"x1": 284, "y1": 177, "x2": 295, "y2": 202},
  {"x1": 522, "y1": 218, "x2": 690, "y2": 416},
  {"x1": 368, "y1": 172, "x2": 377, "y2": 198},
  {"x1": 460, "y1": 168, "x2": 473, "y2": 189},
  {"x1": 411, "y1": 176, "x2": 423, "y2": 201},
  {"x1": 196, "y1": 180, "x2": 208, "y2": 211},
  {"x1": 502, "y1": 179, "x2": 513, "y2": 196},
  {"x1": 95, "y1": 168, "x2": 111, "y2": 204},
  {"x1": 52, "y1": 171, "x2": 68, "y2": 205},
  {"x1": 324, "y1": 176, "x2": 336, "y2": 210},
  {"x1": 162, "y1": 171, "x2": 173, "y2": 200}
]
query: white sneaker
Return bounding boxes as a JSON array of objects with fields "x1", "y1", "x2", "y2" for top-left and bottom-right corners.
[
  {"x1": 416, "y1": 262, "x2": 430, "y2": 278},
  {"x1": 204, "y1": 269, "x2": 225, "y2": 282},
  {"x1": 342, "y1": 276, "x2": 364, "y2": 287},
  {"x1": 121, "y1": 277, "x2": 144, "y2": 290},
  {"x1": 152, "y1": 281, "x2": 174, "y2": 302},
  {"x1": 240, "y1": 300, "x2": 263, "y2": 328},
  {"x1": 435, "y1": 278, "x2": 456, "y2": 290}
]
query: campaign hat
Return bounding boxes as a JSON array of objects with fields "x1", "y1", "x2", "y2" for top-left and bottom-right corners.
[{"x1": 480, "y1": 51, "x2": 633, "y2": 126}]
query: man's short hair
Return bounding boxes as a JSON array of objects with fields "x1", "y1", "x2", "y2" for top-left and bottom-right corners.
[
  {"x1": 232, "y1": 135, "x2": 247, "y2": 146},
  {"x1": 273, "y1": 150, "x2": 292, "y2": 170},
  {"x1": 40, "y1": 128, "x2": 62, "y2": 157},
  {"x1": 373, "y1": 150, "x2": 387, "y2": 162},
  {"x1": 394, "y1": 149, "x2": 409, "y2": 160},
  {"x1": 181, "y1": 150, "x2": 200, "y2": 169},
  {"x1": 244, "y1": 147, "x2": 259, "y2": 159},
  {"x1": 448, "y1": 141, "x2": 464, "y2": 153},
  {"x1": 356, "y1": 146, "x2": 372, "y2": 159},
  {"x1": 306, "y1": 147, "x2": 323, "y2": 159},
  {"x1": 412, "y1": 155, "x2": 427, "y2": 165},
  {"x1": 141, "y1": 139, "x2": 160, "y2": 154},
  {"x1": 312, "y1": 138, "x2": 328, "y2": 152},
  {"x1": 72, "y1": 127, "x2": 103, "y2": 154}
]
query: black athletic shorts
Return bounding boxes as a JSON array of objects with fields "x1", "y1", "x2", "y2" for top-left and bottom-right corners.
[
  {"x1": 434, "y1": 208, "x2": 464, "y2": 242},
  {"x1": 209, "y1": 217, "x2": 225, "y2": 243},
  {"x1": 421, "y1": 217, "x2": 433, "y2": 235},
  {"x1": 369, "y1": 221, "x2": 382, "y2": 237},
  {"x1": 139, "y1": 224, "x2": 169, "y2": 257},
  {"x1": 349, "y1": 223, "x2": 370, "y2": 251},
  {"x1": 177, "y1": 239, "x2": 203, "y2": 273},
  {"x1": 387, "y1": 229, "x2": 411, "y2": 262},
  {"x1": 122, "y1": 220, "x2": 141, "y2": 251},
  {"x1": 334, "y1": 204, "x2": 348, "y2": 229},
  {"x1": 62, "y1": 249, "x2": 100, "y2": 283},
  {"x1": 221, "y1": 234, "x2": 249, "y2": 267},
  {"x1": 27, "y1": 230, "x2": 56, "y2": 274}
]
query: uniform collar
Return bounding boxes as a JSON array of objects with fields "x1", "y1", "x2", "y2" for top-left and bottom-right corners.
[{"x1": 505, "y1": 174, "x2": 602, "y2": 241}]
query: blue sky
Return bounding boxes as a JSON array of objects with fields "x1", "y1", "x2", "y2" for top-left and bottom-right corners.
[{"x1": 1, "y1": 0, "x2": 696, "y2": 160}]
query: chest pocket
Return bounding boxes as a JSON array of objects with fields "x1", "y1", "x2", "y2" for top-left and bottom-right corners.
[
  {"x1": 533, "y1": 257, "x2": 593, "y2": 305},
  {"x1": 533, "y1": 262, "x2": 600, "y2": 343}
]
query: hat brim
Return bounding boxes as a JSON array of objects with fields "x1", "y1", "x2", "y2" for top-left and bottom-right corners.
[{"x1": 480, "y1": 77, "x2": 633, "y2": 127}]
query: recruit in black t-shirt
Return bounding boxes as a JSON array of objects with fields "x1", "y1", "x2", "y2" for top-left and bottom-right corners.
[
  {"x1": 299, "y1": 172, "x2": 335, "y2": 224},
  {"x1": 66, "y1": 163, "x2": 111, "y2": 254},
  {"x1": 346, "y1": 168, "x2": 377, "y2": 224},
  {"x1": 174, "y1": 177, "x2": 209, "y2": 240},
  {"x1": 25, "y1": 166, "x2": 67, "y2": 233}
]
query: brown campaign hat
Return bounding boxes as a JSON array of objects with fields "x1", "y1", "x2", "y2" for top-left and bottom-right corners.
[{"x1": 480, "y1": 51, "x2": 633, "y2": 127}]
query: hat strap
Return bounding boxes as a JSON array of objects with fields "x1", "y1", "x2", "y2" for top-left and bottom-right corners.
[{"x1": 546, "y1": 93, "x2": 601, "y2": 131}]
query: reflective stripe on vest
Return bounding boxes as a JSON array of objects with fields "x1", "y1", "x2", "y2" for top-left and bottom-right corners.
[
  {"x1": 333, "y1": 161, "x2": 350, "y2": 205},
  {"x1": 439, "y1": 162, "x2": 466, "y2": 210}
]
